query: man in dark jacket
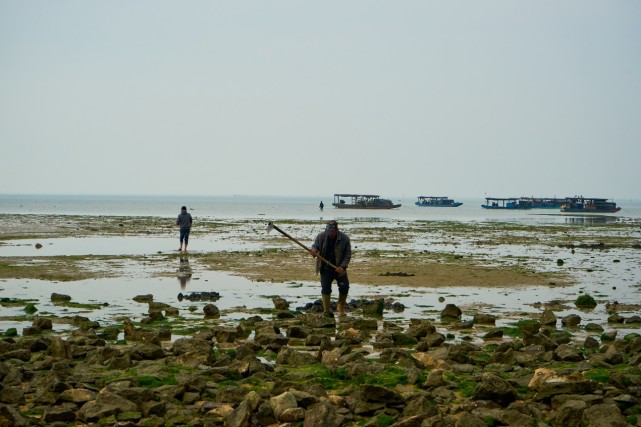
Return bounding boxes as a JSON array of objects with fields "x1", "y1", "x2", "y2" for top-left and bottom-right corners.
[
  {"x1": 176, "y1": 206, "x2": 193, "y2": 252},
  {"x1": 310, "y1": 220, "x2": 351, "y2": 317}
]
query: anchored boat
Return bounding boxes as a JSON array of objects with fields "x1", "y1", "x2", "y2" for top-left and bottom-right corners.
[
  {"x1": 560, "y1": 197, "x2": 621, "y2": 213},
  {"x1": 332, "y1": 194, "x2": 401, "y2": 209},
  {"x1": 415, "y1": 196, "x2": 462, "y2": 207},
  {"x1": 481, "y1": 197, "x2": 533, "y2": 210}
]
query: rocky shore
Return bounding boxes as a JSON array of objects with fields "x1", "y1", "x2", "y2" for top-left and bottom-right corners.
[{"x1": 1, "y1": 294, "x2": 640, "y2": 427}]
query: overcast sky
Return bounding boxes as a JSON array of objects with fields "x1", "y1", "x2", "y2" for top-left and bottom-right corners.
[{"x1": 1, "y1": 1, "x2": 640, "y2": 199}]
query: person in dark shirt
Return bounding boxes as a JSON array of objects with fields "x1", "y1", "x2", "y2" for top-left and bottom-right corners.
[
  {"x1": 310, "y1": 220, "x2": 352, "y2": 317},
  {"x1": 176, "y1": 206, "x2": 193, "y2": 252}
]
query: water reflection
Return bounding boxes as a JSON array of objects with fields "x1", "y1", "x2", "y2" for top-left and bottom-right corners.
[
  {"x1": 177, "y1": 256, "x2": 192, "y2": 289},
  {"x1": 564, "y1": 216, "x2": 619, "y2": 225}
]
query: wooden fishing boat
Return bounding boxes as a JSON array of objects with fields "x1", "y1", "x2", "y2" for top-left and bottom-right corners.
[
  {"x1": 332, "y1": 194, "x2": 401, "y2": 209},
  {"x1": 481, "y1": 197, "x2": 533, "y2": 210},
  {"x1": 415, "y1": 196, "x2": 462, "y2": 207}
]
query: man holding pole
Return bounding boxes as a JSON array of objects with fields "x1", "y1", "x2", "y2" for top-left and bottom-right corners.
[{"x1": 310, "y1": 220, "x2": 351, "y2": 317}]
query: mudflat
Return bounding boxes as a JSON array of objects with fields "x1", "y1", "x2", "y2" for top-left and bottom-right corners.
[{"x1": 0, "y1": 213, "x2": 578, "y2": 287}]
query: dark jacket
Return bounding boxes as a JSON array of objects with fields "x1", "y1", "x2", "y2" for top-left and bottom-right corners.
[
  {"x1": 176, "y1": 212, "x2": 193, "y2": 228},
  {"x1": 311, "y1": 230, "x2": 351, "y2": 273}
]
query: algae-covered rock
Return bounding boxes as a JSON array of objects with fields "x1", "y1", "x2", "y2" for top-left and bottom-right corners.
[
  {"x1": 51, "y1": 293, "x2": 72, "y2": 303},
  {"x1": 575, "y1": 294, "x2": 597, "y2": 309}
]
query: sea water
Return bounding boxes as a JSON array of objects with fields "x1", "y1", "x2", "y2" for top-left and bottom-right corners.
[{"x1": 1, "y1": 194, "x2": 640, "y2": 221}]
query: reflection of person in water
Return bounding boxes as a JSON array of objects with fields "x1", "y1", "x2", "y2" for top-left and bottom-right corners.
[{"x1": 177, "y1": 256, "x2": 193, "y2": 289}]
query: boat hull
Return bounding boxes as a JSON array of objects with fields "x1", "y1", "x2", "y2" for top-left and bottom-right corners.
[
  {"x1": 561, "y1": 207, "x2": 621, "y2": 213},
  {"x1": 415, "y1": 202, "x2": 462, "y2": 207},
  {"x1": 333, "y1": 204, "x2": 401, "y2": 209},
  {"x1": 481, "y1": 205, "x2": 531, "y2": 210}
]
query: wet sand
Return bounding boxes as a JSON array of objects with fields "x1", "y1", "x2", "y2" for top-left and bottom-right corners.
[{"x1": 1, "y1": 213, "x2": 640, "y2": 341}]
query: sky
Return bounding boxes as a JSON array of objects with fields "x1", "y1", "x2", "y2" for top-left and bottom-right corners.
[{"x1": 1, "y1": 1, "x2": 640, "y2": 199}]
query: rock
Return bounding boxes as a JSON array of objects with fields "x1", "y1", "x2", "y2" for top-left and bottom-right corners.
[
  {"x1": 77, "y1": 401, "x2": 119, "y2": 422},
  {"x1": 272, "y1": 296, "x2": 290, "y2": 310},
  {"x1": 562, "y1": 314, "x2": 581, "y2": 327},
  {"x1": 402, "y1": 392, "x2": 439, "y2": 418},
  {"x1": 582, "y1": 403, "x2": 628, "y2": 427},
  {"x1": 280, "y1": 407, "x2": 305, "y2": 422},
  {"x1": 540, "y1": 310, "x2": 557, "y2": 326},
  {"x1": 411, "y1": 352, "x2": 448, "y2": 370},
  {"x1": 361, "y1": 299, "x2": 385, "y2": 316},
  {"x1": 48, "y1": 336, "x2": 73, "y2": 359},
  {"x1": 440, "y1": 304, "x2": 462, "y2": 319},
  {"x1": 133, "y1": 294, "x2": 153, "y2": 303},
  {"x1": 423, "y1": 369, "x2": 448, "y2": 388},
  {"x1": 535, "y1": 379, "x2": 597, "y2": 401},
  {"x1": 554, "y1": 344, "x2": 584, "y2": 362},
  {"x1": 51, "y1": 293, "x2": 72, "y2": 302},
  {"x1": 129, "y1": 343, "x2": 165, "y2": 360},
  {"x1": 585, "y1": 323, "x2": 604, "y2": 332},
  {"x1": 304, "y1": 401, "x2": 344, "y2": 427},
  {"x1": 96, "y1": 389, "x2": 138, "y2": 413},
  {"x1": 473, "y1": 313, "x2": 497, "y2": 325},
  {"x1": 276, "y1": 348, "x2": 319, "y2": 366},
  {"x1": 203, "y1": 303, "x2": 220, "y2": 318},
  {"x1": 473, "y1": 373, "x2": 517, "y2": 406},
  {"x1": 254, "y1": 325, "x2": 289, "y2": 351},
  {"x1": 0, "y1": 404, "x2": 27, "y2": 426},
  {"x1": 321, "y1": 346, "x2": 351, "y2": 366},
  {"x1": 42, "y1": 406, "x2": 77, "y2": 423},
  {"x1": 360, "y1": 384, "x2": 404, "y2": 405},
  {"x1": 554, "y1": 399, "x2": 586, "y2": 427},
  {"x1": 227, "y1": 399, "x2": 251, "y2": 427},
  {"x1": 482, "y1": 329, "x2": 504, "y2": 340},
  {"x1": 270, "y1": 391, "x2": 298, "y2": 421},
  {"x1": 453, "y1": 411, "x2": 486, "y2": 426},
  {"x1": 287, "y1": 325, "x2": 309, "y2": 339},
  {"x1": 171, "y1": 338, "x2": 213, "y2": 356},
  {"x1": 337, "y1": 327, "x2": 367, "y2": 344},
  {"x1": 405, "y1": 321, "x2": 436, "y2": 338},
  {"x1": 59, "y1": 388, "x2": 96, "y2": 403},
  {"x1": 0, "y1": 386, "x2": 25, "y2": 405},
  {"x1": 518, "y1": 319, "x2": 541, "y2": 334}
]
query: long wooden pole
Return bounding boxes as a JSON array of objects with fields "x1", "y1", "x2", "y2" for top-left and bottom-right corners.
[{"x1": 266, "y1": 222, "x2": 339, "y2": 270}]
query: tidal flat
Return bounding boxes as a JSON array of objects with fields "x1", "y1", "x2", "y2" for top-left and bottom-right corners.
[
  {"x1": 2, "y1": 213, "x2": 641, "y2": 426},
  {"x1": 1, "y1": 213, "x2": 640, "y2": 341}
]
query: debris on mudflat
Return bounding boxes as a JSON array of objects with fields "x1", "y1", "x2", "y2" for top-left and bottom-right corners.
[
  {"x1": 177, "y1": 291, "x2": 221, "y2": 302},
  {"x1": 560, "y1": 242, "x2": 610, "y2": 250},
  {"x1": 297, "y1": 297, "x2": 405, "y2": 314},
  {"x1": 379, "y1": 271, "x2": 415, "y2": 277}
]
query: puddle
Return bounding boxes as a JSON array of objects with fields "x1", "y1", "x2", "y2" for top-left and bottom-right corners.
[
  {"x1": 0, "y1": 235, "x2": 263, "y2": 257},
  {"x1": 1, "y1": 262, "x2": 639, "y2": 342}
]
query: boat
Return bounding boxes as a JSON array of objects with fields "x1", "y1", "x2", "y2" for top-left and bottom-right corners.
[
  {"x1": 523, "y1": 197, "x2": 567, "y2": 209},
  {"x1": 332, "y1": 194, "x2": 401, "y2": 209},
  {"x1": 415, "y1": 196, "x2": 463, "y2": 207},
  {"x1": 560, "y1": 197, "x2": 621, "y2": 213},
  {"x1": 481, "y1": 197, "x2": 533, "y2": 209}
]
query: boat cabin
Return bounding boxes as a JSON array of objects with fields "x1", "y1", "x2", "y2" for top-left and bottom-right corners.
[
  {"x1": 415, "y1": 196, "x2": 463, "y2": 207},
  {"x1": 333, "y1": 194, "x2": 401, "y2": 209},
  {"x1": 481, "y1": 197, "x2": 533, "y2": 209}
]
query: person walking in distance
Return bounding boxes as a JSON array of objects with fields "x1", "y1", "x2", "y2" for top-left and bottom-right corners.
[
  {"x1": 310, "y1": 220, "x2": 351, "y2": 317},
  {"x1": 176, "y1": 206, "x2": 193, "y2": 252}
]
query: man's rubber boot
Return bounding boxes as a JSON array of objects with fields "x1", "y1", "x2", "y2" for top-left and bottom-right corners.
[
  {"x1": 337, "y1": 293, "x2": 348, "y2": 317},
  {"x1": 322, "y1": 294, "x2": 334, "y2": 318}
]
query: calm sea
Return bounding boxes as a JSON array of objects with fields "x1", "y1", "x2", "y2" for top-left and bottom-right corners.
[{"x1": 1, "y1": 194, "x2": 640, "y2": 223}]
